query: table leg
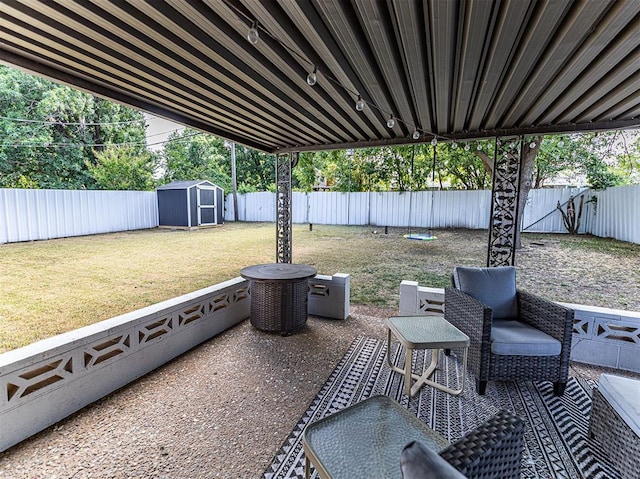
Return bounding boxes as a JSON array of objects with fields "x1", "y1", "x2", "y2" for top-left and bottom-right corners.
[
  {"x1": 404, "y1": 346, "x2": 413, "y2": 396},
  {"x1": 305, "y1": 456, "x2": 310, "y2": 479},
  {"x1": 387, "y1": 328, "x2": 416, "y2": 396},
  {"x1": 417, "y1": 347, "x2": 468, "y2": 396}
]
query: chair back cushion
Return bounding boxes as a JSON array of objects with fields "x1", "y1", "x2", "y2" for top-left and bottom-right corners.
[
  {"x1": 491, "y1": 319, "x2": 562, "y2": 356},
  {"x1": 453, "y1": 266, "x2": 518, "y2": 319}
]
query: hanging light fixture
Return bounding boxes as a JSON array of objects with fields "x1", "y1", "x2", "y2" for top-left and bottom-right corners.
[
  {"x1": 355, "y1": 95, "x2": 365, "y2": 111},
  {"x1": 558, "y1": 139, "x2": 565, "y2": 148},
  {"x1": 529, "y1": 141, "x2": 537, "y2": 149},
  {"x1": 451, "y1": 142, "x2": 458, "y2": 149},
  {"x1": 247, "y1": 22, "x2": 259, "y2": 45},
  {"x1": 386, "y1": 115, "x2": 395, "y2": 128},
  {"x1": 430, "y1": 137, "x2": 438, "y2": 146},
  {"x1": 477, "y1": 143, "x2": 483, "y2": 150},
  {"x1": 464, "y1": 143, "x2": 470, "y2": 151},
  {"x1": 412, "y1": 129, "x2": 421, "y2": 140},
  {"x1": 306, "y1": 67, "x2": 317, "y2": 86}
]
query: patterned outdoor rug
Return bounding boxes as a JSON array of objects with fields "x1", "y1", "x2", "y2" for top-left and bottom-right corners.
[{"x1": 263, "y1": 336, "x2": 620, "y2": 479}]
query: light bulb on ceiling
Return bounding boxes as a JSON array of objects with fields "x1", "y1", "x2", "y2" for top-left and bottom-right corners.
[
  {"x1": 464, "y1": 143, "x2": 470, "y2": 151},
  {"x1": 477, "y1": 143, "x2": 483, "y2": 150},
  {"x1": 247, "y1": 22, "x2": 259, "y2": 45},
  {"x1": 387, "y1": 115, "x2": 395, "y2": 128},
  {"x1": 355, "y1": 95, "x2": 365, "y2": 111},
  {"x1": 430, "y1": 137, "x2": 438, "y2": 146},
  {"x1": 306, "y1": 67, "x2": 317, "y2": 86},
  {"x1": 529, "y1": 141, "x2": 537, "y2": 149},
  {"x1": 451, "y1": 142, "x2": 458, "y2": 149},
  {"x1": 412, "y1": 129, "x2": 421, "y2": 140},
  {"x1": 558, "y1": 140, "x2": 565, "y2": 148}
]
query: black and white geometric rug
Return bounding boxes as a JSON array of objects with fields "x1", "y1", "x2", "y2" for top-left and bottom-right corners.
[{"x1": 263, "y1": 336, "x2": 620, "y2": 479}]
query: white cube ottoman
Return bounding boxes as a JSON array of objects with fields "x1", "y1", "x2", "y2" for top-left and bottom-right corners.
[{"x1": 589, "y1": 374, "x2": 640, "y2": 479}]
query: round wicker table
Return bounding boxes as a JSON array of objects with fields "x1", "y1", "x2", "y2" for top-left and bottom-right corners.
[{"x1": 240, "y1": 263, "x2": 317, "y2": 334}]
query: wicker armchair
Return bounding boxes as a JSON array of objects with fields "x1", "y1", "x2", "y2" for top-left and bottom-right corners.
[
  {"x1": 401, "y1": 408, "x2": 524, "y2": 479},
  {"x1": 444, "y1": 266, "x2": 574, "y2": 396},
  {"x1": 436, "y1": 409, "x2": 525, "y2": 478}
]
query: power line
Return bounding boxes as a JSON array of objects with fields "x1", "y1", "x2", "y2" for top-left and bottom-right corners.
[
  {"x1": 0, "y1": 131, "x2": 204, "y2": 149},
  {"x1": 0, "y1": 115, "x2": 145, "y2": 126}
]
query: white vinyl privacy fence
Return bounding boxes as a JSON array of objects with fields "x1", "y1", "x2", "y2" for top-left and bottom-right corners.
[
  {"x1": 226, "y1": 186, "x2": 640, "y2": 243},
  {"x1": 1, "y1": 186, "x2": 638, "y2": 244},
  {"x1": 0, "y1": 189, "x2": 158, "y2": 244}
]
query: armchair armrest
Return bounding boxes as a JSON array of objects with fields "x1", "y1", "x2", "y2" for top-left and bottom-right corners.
[
  {"x1": 439, "y1": 409, "x2": 525, "y2": 479},
  {"x1": 445, "y1": 287, "x2": 492, "y2": 377},
  {"x1": 517, "y1": 289, "x2": 574, "y2": 344}
]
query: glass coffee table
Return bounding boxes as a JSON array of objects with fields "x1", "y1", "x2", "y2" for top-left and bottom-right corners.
[
  {"x1": 386, "y1": 315, "x2": 469, "y2": 397},
  {"x1": 302, "y1": 395, "x2": 448, "y2": 479}
]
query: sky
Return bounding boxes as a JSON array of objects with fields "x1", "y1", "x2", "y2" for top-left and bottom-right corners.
[{"x1": 144, "y1": 113, "x2": 184, "y2": 151}]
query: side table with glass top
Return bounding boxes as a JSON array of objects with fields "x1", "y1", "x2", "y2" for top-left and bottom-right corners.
[{"x1": 386, "y1": 315, "x2": 470, "y2": 397}]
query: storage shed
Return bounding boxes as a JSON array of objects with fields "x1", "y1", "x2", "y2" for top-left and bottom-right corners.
[{"x1": 157, "y1": 180, "x2": 224, "y2": 228}]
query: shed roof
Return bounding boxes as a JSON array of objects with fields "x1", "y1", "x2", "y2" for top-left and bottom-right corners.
[
  {"x1": 156, "y1": 180, "x2": 218, "y2": 190},
  {"x1": 1, "y1": 1, "x2": 639, "y2": 153}
]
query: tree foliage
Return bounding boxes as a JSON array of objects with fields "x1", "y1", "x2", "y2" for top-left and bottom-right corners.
[
  {"x1": 439, "y1": 142, "x2": 492, "y2": 189},
  {"x1": 0, "y1": 65, "x2": 147, "y2": 189},
  {"x1": 87, "y1": 146, "x2": 157, "y2": 190},
  {"x1": 162, "y1": 129, "x2": 231, "y2": 190}
]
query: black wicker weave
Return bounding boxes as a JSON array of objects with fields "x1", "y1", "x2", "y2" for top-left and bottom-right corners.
[
  {"x1": 589, "y1": 387, "x2": 639, "y2": 479},
  {"x1": 440, "y1": 409, "x2": 525, "y2": 479},
  {"x1": 249, "y1": 279, "x2": 309, "y2": 334},
  {"x1": 444, "y1": 286, "x2": 574, "y2": 396}
]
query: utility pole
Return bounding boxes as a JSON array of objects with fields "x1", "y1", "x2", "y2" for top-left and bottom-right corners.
[{"x1": 227, "y1": 141, "x2": 239, "y2": 222}]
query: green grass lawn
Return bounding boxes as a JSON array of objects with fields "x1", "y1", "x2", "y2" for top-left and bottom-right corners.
[{"x1": 1, "y1": 223, "x2": 639, "y2": 352}]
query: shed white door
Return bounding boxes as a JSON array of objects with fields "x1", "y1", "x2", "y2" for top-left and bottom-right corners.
[{"x1": 197, "y1": 186, "x2": 217, "y2": 226}]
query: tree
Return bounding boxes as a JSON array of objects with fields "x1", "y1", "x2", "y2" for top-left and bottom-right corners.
[
  {"x1": 531, "y1": 135, "x2": 576, "y2": 187},
  {"x1": 162, "y1": 129, "x2": 231, "y2": 190},
  {"x1": 438, "y1": 142, "x2": 491, "y2": 189},
  {"x1": 87, "y1": 146, "x2": 157, "y2": 190},
  {"x1": 616, "y1": 130, "x2": 640, "y2": 184},
  {"x1": 235, "y1": 145, "x2": 275, "y2": 192},
  {"x1": 0, "y1": 65, "x2": 147, "y2": 189},
  {"x1": 578, "y1": 132, "x2": 625, "y2": 190}
]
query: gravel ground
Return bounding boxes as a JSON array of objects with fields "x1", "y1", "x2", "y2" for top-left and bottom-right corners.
[
  {"x1": 0, "y1": 306, "x2": 393, "y2": 479},
  {"x1": 1, "y1": 304, "x2": 637, "y2": 479}
]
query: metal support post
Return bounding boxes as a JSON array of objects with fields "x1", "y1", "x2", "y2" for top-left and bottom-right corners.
[
  {"x1": 487, "y1": 137, "x2": 523, "y2": 267},
  {"x1": 276, "y1": 152, "x2": 295, "y2": 263}
]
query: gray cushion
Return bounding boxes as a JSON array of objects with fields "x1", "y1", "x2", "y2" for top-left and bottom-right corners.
[
  {"x1": 401, "y1": 441, "x2": 467, "y2": 479},
  {"x1": 491, "y1": 319, "x2": 562, "y2": 356},
  {"x1": 453, "y1": 266, "x2": 518, "y2": 319}
]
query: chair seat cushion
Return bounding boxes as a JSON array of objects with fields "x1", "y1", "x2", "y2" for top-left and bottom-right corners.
[
  {"x1": 453, "y1": 266, "x2": 518, "y2": 319},
  {"x1": 491, "y1": 319, "x2": 561, "y2": 356},
  {"x1": 401, "y1": 441, "x2": 466, "y2": 479}
]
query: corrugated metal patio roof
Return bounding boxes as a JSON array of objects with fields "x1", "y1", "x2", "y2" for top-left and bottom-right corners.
[{"x1": 1, "y1": 0, "x2": 639, "y2": 153}]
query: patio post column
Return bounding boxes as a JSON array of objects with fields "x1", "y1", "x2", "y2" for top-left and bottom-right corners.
[
  {"x1": 276, "y1": 152, "x2": 297, "y2": 263},
  {"x1": 486, "y1": 137, "x2": 523, "y2": 267}
]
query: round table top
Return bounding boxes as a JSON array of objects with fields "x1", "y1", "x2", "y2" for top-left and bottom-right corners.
[{"x1": 240, "y1": 263, "x2": 317, "y2": 282}]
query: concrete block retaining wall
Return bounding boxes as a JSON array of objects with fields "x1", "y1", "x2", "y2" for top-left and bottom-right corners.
[
  {"x1": 309, "y1": 273, "x2": 350, "y2": 320},
  {"x1": 0, "y1": 273, "x2": 351, "y2": 452},
  {"x1": 399, "y1": 280, "x2": 640, "y2": 373}
]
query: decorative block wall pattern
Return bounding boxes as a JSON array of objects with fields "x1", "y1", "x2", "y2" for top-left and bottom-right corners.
[
  {"x1": 0, "y1": 278, "x2": 250, "y2": 452},
  {"x1": 0, "y1": 272, "x2": 350, "y2": 452}
]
